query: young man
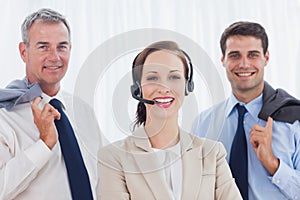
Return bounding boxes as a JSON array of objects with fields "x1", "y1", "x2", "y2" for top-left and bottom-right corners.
[
  {"x1": 0, "y1": 8, "x2": 101, "y2": 199},
  {"x1": 193, "y1": 21, "x2": 300, "y2": 199}
]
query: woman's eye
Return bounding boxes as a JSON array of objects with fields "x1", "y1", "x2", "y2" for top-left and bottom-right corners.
[
  {"x1": 147, "y1": 76, "x2": 157, "y2": 81},
  {"x1": 169, "y1": 75, "x2": 181, "y2": 80}
]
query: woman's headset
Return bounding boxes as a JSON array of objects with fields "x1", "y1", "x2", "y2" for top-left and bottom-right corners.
[{"x1": 131, "y1": 49, "x2": 194, "y2": 104}]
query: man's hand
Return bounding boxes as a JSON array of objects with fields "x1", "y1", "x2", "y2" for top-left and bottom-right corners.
[
  {"x1": 31, "y1": 97, "x2": 61, "y2": 149},
  {"x1": 250, "y1": 117, "x2": 279, "y2": 175}
]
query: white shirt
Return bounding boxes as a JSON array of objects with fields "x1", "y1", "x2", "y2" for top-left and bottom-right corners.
[
  {"x1": 152, "y1": 142, "x2": 182, "y2": 200},
  {"x1": 0, "y1": 91, "x2": 102, "y2": 200}
]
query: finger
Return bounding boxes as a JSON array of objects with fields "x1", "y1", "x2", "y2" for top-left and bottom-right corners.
[
  {"x1": 40, "y1": 103, "x2": 54, "y2": 117},
  {"x1": 250, "y1": 136, "x2": 259, "y2": 148},
  {"x1": 31, "y1": 96, "x2": 43, "y2": 115},
  {"x1": 266, "y1": 116, "x2": 273, "y2": 132},
  {"x1": 249, "y1": 130, "x2": 258, "y2": 148},
  {"x1": 44, "y1": 104, "x2": 61, "y2": 120},
  {"x1": 51, "y1": 108, "x2": 61, "y2": 120},
  {"x1": 250, "y1": 133, "x2": 264, "y2": 141},
  {"x1": 249, "y1": 129, "x2": 253, "y2": 135},
  {"x1": 253, "y1": 124, "x2": 265, "y2": 132},
  {"x1": 250, "y1": 129, "x2": 266, "y2": 137},
  {"x1": 250, "y1": 134, "x2": 265, "y2": 147},
  {"x1": 32, "y1": 96, "x2": 43, "y2": 105},
  {"x1": 40, "y1": 104, "x2": 60, "y2": 122}
]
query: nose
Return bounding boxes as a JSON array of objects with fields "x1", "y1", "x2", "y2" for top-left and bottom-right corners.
[
  {"x1": 157, "y1": 82, "x2": 170, "y2": 94},
  {"x1": 48, "y1": 48, "x2": 61, "y2": 61},
  {"x1": 239, "y1": 57, "x2": 250, "y2": 68}
]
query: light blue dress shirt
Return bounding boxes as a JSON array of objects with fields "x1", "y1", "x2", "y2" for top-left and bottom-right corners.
[{"x1": 192, "y1": 94, "x2": 300, "y2": 200}]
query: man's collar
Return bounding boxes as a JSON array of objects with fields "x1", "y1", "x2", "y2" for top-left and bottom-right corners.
[
  {"x1": 226, "y1": 93, "x2": 263, "y2": 118},
  {"x1": 42, "y1": 90, "x2": 67, "y2": 110}
]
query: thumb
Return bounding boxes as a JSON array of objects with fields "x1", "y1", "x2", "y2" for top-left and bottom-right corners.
[{"x1": 266, "y1": 116, "x2": 273, "y2": 131}]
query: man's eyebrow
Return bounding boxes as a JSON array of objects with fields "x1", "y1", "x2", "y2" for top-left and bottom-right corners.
[
  {"x1": 35, "y1": 41, "x2": 70, "y2": 45},
  {"x1": 248, "y1": 50, "x2": 261, "y2": 54},
  {"x1": 227, "y1": 51, "x2": 240, "y2": 55},
  {"x1": 35, "y1": 41, "x2": 49, "y2": 45},
  {"x1": 59, "y1": 41, "x2": 70, "y2": 45}
]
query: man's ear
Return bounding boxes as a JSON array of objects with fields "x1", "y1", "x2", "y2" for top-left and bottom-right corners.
[
  {"x1": 19, "y1": 42, "x2": 28, "y2": 63},
  {"x1": 264, "y1": 50, "x2": 270, "y2": 66},
  {"x1": 221, "y1": 55, "x2": 225, "y2": 67}
]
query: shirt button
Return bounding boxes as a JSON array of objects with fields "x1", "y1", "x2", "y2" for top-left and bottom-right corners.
[
  {"x1": 294, "y1": 196, "x2": 298, "y2": 200},
  {"x1": 275, "y1": 179, "x2": 280, "y2": 184}
]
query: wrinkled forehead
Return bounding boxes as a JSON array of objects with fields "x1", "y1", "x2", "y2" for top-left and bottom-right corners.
[{"x1": 28, "y1": 21, "x2": 71, "y2": 43}]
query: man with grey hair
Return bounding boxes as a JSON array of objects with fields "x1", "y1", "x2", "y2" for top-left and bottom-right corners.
[{"x1": 0, "y1": 8, "x2": 101, "y2": 199}]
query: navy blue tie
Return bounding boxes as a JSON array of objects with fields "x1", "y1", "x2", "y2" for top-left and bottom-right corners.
[
  {"x1": 49, "y1": 98, "x2": 93, "y2": 200},
  {"x1": 229, "y1": 104, "x2": 248, "y2": 200}
]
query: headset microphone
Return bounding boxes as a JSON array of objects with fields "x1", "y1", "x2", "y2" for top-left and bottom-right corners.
[
  {"x1": 131, "y1": 82, "x2": 155, "y2": 105},
  {"x1": 130, "y1": 46, "x2": 194, "y2": 105}
]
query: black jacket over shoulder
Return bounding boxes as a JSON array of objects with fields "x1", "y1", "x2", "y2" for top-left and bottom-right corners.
[{"x1": 258, "y1": 81, "x2": 300, "y2": 124}]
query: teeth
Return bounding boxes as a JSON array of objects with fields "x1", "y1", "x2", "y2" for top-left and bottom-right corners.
[
  {"x1": 44, "y1": 66, "x2": 61, "y2": 70},
  {"x1": 237, "y1": 72, "x2": 252, "y2": 77},
  {"x1": 155, "y1": 98, "x2": 173, "y2": 103}
]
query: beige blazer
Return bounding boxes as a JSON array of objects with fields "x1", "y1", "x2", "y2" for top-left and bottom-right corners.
[{"x1": 97, "y1": 128, "x2": 242, "y2": 200}]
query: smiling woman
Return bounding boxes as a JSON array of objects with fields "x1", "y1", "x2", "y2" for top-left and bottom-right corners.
[
  {"x1": 132, "y1": 41, "x2": 188, "y2": 139},
  {"x1": 97, "y1": 41, "x2": 243, "y2": 200}
]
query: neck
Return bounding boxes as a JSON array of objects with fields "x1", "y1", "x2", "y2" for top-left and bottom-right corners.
[
  {"x1": 39, "y1": 83, "x2": 60, "y2": 97},
  {"x1": 233, "y1": 83, "x2": 264, "y2": 104},
  {"x1": 26, "y1": 77, "x2": 60, "y2": 97},
  {"x1": 144, "y1": 115, "x2": 179, "y2": 149}
]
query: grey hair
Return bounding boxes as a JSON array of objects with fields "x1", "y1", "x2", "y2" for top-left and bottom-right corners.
[{"x1": 21, "y1": 8, "x2": 71, "y2": 46}]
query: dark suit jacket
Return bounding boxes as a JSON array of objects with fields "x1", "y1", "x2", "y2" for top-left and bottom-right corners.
[{"x1": 259, "y1": 81, "x2": 300, "y2": 123}]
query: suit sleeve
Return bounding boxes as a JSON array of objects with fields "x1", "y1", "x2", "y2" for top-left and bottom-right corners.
[
  {"x1": 214, "y1": 142, "x2": 242, "y2": 200},
  {"x1": 97, "y1": 145, "x2": 130, "y2": 200}
]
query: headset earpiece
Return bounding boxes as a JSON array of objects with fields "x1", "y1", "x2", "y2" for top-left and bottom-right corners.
[
  {"x1": 189, "y1": 80, "x2": 194, "y2": 92},
  {"x1": 181, "y1": 50, "x2": 194, "y2": 96},
  {"x1": 185, "y1": 79, "x2": 194, "y2": 95},
  {"x1": 131, "y1": 53, "x2": 142, "y2": 97},
  {"x1": 131, "y1": 81, "x2": 142, "y2": 97}
]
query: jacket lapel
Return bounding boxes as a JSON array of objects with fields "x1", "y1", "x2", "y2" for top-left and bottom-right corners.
[
  {"x1": 131, "y1": 128, "x2": 172, "y2": 199},
  {"x1": 180, "y1": 130, "x2": 203, "y2": 199}
]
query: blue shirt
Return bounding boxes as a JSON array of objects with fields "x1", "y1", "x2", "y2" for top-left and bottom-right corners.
[{"x1": 192, "y1": 94, "x2": 300, "y2": 200}]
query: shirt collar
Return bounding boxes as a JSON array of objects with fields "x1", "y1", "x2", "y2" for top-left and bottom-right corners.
[
  {"x1": 133, "y1": 127, "x2": 182, "y2": 156},
  {"x1": 165, "y1": 141, "x2": 181, "y2": 156},
  {"x1": 226, "y1": 93, "x2": 263, "y2": 119},
  {"x1": 41, "y1": 90, "x2": 67, "y2": 110},
  {"x1": 151, "y1": 140, "x2": 181, "y2": 156}
]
